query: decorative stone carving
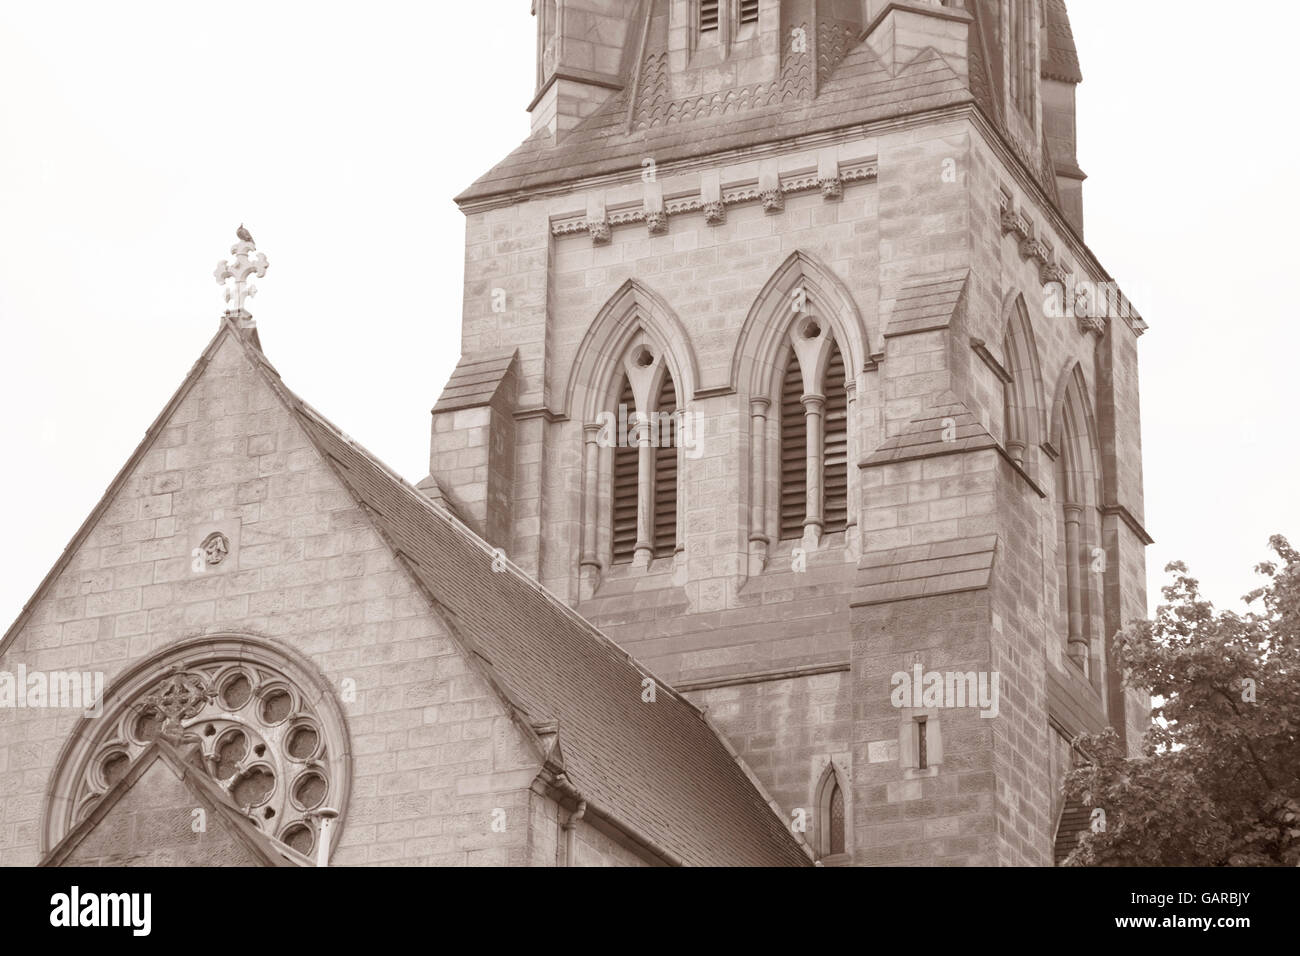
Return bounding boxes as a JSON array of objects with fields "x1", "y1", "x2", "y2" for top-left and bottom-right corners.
[
  {"x1": 142, "y1": 665, "x2": 216, "y2": 741},
  {"x1": 1020, "y1": 236, "x2": 1049, "y2": 266},
  {"x1": 1000, "y1": 207, "x2": 1030, "y2": 241},
  {"x1": 704, "y1": 201, "x2": 725, "y2": 225},
  {"x1": 817, "y1": 149, "x2": 843, "y2": 201},
  {"x1": 761, "y1": 189, "x2": 784, "y2": 213},
  {"x1": 199, "y1": 531, "x2": 229, "y2": 568},
  {"x1": 645, "y1": 210, "x2": 668, "y2": 234},
  {"x1": 1078, "y1": 313, "x2": 1107, "y2": 336},
  {"x1": 587, "y1": 218, "x2": 611, "y2": 243},
  {"x1": 1040, "y1": 259, "x2": 1068, "y2": 286}
]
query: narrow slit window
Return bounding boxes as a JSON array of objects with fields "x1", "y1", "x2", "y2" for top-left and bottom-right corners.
[
  {"x1": 822, "y1": 343, "x2": 848, "y2": 534},
  {"x1": 827, "y1": 778, "x2": 845, "y2": 856},
  {"x1": 779, "y1": 352, "x2": 807, "y2": 540},
  {"x1": 611, "y1": 375, "x2": 638, "y2": 565},
  {"x1": 917, "y1": 718, "x2": 929, "y2": 770},
  {"x1": 653, "y1": 374, "x2": 678, "y2": 558}
]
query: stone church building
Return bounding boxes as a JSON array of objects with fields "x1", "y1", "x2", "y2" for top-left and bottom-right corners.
[{"x1": 0, "y1": 0, "x2": 1151, "y2": 867}]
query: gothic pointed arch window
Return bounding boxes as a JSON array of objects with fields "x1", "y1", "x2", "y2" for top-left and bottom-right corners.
[
  {"x1": 605, "y1": 340, "x2": 681, "y2": 568},
  {"x1": 732, "y1": 252, "x2": 871, "y2": 571},
  {"x1": 776, "y1": 317, "x2": 851, "y2": 544},
  {"x1": 570, "y1": 280, "x2": 698, "y2": 589},
  {"x1": 1002, "y1": 294, "x2": 1047, "y2": 477},
  {"x1": 1053, "y1": 365, "x2": 1107, "y2": 693},
  {"x1": 41, "y1": 635, "x2": 352, "y2": 861},
  {"x1": 815, "y1": 761, "x2": 850, "y2": 860}
]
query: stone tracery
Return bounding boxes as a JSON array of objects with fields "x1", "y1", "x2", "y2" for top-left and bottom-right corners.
[{"x1": 43, "y1": 635, "x2": 350, "y2": 861}]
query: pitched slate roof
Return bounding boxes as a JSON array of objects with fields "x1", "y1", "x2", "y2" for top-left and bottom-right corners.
[
  {"x1": 457, "y1": 14, "x2": 974, "y2": 204},
  {"x1": 862, "y1": 393, "x2": 998, "y2": 466},
  {"x1": 458, "y1": 1, "x2": 1078, "y2": 208},
  {"x1": 431, "y1": 349, "x2": 518, "y2": 413},
  {"x1": 236, "y1": 327, "x2": 810, "y2": 867},
  {"x1": 854, "y1": 535, "x2": 998, "y2": 607},
  {"x1": 884, "y1": 271, "x2": 970, "y2": 339},
  {"x1": 1042, "y1": 0, "x2": 1083, "y2": 84}
]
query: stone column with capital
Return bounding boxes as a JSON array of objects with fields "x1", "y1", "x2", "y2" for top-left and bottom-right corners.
[
  {"x1": 633, "y1": 410, "x2": 655, "y2": 568},
  {"x1": 580, "y1": 422, "x2": 603, "y2": 597},
  {"x1": 748, "y1": 397, "x2": 771, "y2": 575},
  {"x1": 802, "y1": 392, "x2": 825, "y2": 549},
  {"x1": 1064, "y1": 502, "x2": 1088, "y2": 673}
]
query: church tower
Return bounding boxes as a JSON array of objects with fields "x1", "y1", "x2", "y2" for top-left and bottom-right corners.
[{"x1": 437, "y1": 0, "x2": 1151, "y2": 866}]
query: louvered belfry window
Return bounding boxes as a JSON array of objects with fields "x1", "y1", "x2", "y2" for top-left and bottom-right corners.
[
  {"x1": 779, "y1": 353, "x2": 807, "y2": 541},
  {"x1": 739, "y1": 0, "x2": 759, "y2": 24},
  {"x1": 822, "y1": 344, "x2": 848, "y2": 534},
  {"x1": 611, "y1": 369, "x2": 678, "y2": 565},
  {"x1": 700, "y1": 0, "x2": 720, "y2": 32},
  {"x1": 612, "y1": 375, "x2": 639, "y2": 564},
  {"x1": 654, "y1": 374, "x2": 678, "y2": 558},
  {"x1": 781, "y1": 336, "x2": 849, "y2": 541}
]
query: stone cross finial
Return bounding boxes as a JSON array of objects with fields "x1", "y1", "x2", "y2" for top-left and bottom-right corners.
[
  {"x1": 214, "y1": 226, "x2": 269, "y2": 325},
  {"x1": 139, "y1": 665, "x2": 215, "y2": 743}
]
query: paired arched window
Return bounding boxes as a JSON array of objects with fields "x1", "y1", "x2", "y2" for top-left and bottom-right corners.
[
  {"x1": 778, "y1": 329, "x2": 849, "y2": 541},
  {"x1": 569, "y1": 281, "x2": 696, "y2": 588},
  {"x1": 732, "y1": 253, "x2": 869, "y2": 570},
  {"x1": 1001, "y1": 301, "x2": 1108, "y2": 692},
  {"x1": 610, "y1": 358, "x2": 679, "y2": 565}
]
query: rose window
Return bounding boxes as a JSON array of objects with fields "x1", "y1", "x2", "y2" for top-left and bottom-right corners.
[{"x1": 43, "y1": 636, "x2": 350, "y2": 861}]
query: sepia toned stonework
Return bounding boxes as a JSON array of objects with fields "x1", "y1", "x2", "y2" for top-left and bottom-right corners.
[{"x1": 0, "y1": 0, "x2": 1149, "y2": 867}]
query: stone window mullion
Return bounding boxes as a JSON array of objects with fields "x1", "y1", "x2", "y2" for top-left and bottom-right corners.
[{"x1": 801, "y1": 392, "x2": 825, "y2": 544}]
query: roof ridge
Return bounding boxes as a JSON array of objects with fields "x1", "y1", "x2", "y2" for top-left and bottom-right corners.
[{"x1": 0, "y1": 320, "x2": 236, "y2": 660}]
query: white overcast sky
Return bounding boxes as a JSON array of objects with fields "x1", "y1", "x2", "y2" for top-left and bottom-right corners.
[{"x1": 1, "y1": 2, "x2": 1297, "y2": 627}]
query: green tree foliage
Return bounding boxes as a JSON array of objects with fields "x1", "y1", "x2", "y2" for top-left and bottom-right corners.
[{"x1": 1063, "y1": 536, "x2": 1300, "y2": 866}]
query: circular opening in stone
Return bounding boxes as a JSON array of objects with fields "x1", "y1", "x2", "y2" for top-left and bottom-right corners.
[
  {"x1": 800, "y1": 319, "x2": 821, "y2": 339},
  {"x1": 282, "y1": 823, "x2": 314, "y2": 856},
  {"x1": 260, "y1": 689, "x2": 292, "y2": 724},
  {"x1": 215, "y1": 729, "x2": 248, "y2": 780},
  {"x1": 232, "y1": 766, "x2": 275, "y2": 808},
  {"x1": 292, "y1": 771, "x2": 327, "y2": 811},
  {"x1": 220, "y1": 673, "x2": 252, "y2": 710},
  {"x1": 287, "y1": 725, "x2": 319, "y2": 760},
  {"x1": 632, "y1": 347, "x2": 654, "y2": 369}
]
